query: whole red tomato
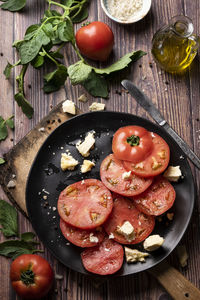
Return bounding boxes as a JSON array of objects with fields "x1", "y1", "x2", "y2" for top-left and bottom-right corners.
[
  {"x1": 112, "y1": 126, "x2": 153, "y2": 163},
  {"x1": 10, "y1": 254, "x2": 54, "y2": 299},
  {"x1": 75, "y1": 21, "x2": 114, "y2": 61}
]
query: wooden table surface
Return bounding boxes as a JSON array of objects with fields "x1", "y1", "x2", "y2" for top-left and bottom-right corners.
[{"x1": 0, "y1": 0, "x2": 200, "y2": 299}]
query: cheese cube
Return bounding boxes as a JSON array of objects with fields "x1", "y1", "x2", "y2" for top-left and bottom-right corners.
[
  {"x1": 62, "y1": 100, "x2": 76, "y2": 115},
  {"x1": 60, "y1": 153, "x2": 79, "y2": 171},
  {"x1": 163, "y1": 166, "x2": 182, "y2": 182},
  {"x1": 125, "y1": 247, "x2": 149, "y2": 263},
  {"x1": 89, "y1": 102, "x2": 105, "y2": 111},
  {"x1": 76, "y1": 132, "x2": 95, "y2": 157},
  {"x1": 81, "y1": 160, "x2": 95, "y2": 173},
  {"x1": 143, "y1": 234, "x2": 164, "y2": 251},
  {"x1": 122, "y1": 171, "x2": 131, "y2": 180},
  {"x1": 116, "y1": 221, "x2": 135, "y2": 242}
]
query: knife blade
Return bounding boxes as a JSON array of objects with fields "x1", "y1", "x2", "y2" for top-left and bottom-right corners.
[{"x1": 121, "y1": 79, "x2": 200, "y2": 170}]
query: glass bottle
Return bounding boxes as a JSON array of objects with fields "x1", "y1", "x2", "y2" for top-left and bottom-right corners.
[{"x1": 151, "y1": 15, "x2": 199, "y2": 73}]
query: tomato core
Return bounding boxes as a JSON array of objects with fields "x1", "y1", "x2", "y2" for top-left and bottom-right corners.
[
  {"x1": 127, "y1": 135, "x2": 140, "y2": 146},
  {"x1": 20, "y1": 269, "x2": 35, "y2": 286}
]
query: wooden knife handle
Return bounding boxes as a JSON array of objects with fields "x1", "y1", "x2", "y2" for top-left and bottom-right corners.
[{"x1": 149, "y1": 261, "x2": 200, "y2": 300}]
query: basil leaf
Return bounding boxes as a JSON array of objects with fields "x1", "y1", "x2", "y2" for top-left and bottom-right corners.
[
  {"x1": 19, "y1": 28, "x2": 51, "y2": 64},
  {"x1": 3, "y1": 62, "x2": 14, "y2": 79},
  {"x1": 57, "y1": 19, "x2": 75, "y2": 42},
  {"x1": 68, "y1": 61, "x2": 92, "y2": 85},
  {"x1": 21, "y1": 232, "x2": 37, "y2": 243},
  {"x1": 6, "y1": 116, "x2": 14, "y2": 129},
  {"x1": 14, "y1": 93, "x2": 34, "y2": 119},
  {"x1": 0, "y1": 0, "x2": 26, "y2": 12},
  {"x1": 0, "y1": 158, "x2": 5, "y2": 165},
  {"x1": 0, "y1": 116, "x2": 8, "y2": 141},
  {"x1": 31, "y1": 55, "x2": 44, "y2": 68},
  {"x1": 95, "y1": 50, "x2": 146, "y2": 75},
  {"x1": 71, "y1": 4, "x2": 89, "y2": 23},
  {"x1": 24, "y1": 24, "x2": 40, "y2": 41},
  {"x1": 43, "y1": 65, "x2": 68, "y2": 93},
  {"x1": 83, "y1": 71, "x2": 108, "y2": 98},
  {"x1": 0, "y1": 200, "x2": 18, "y2": 237}
]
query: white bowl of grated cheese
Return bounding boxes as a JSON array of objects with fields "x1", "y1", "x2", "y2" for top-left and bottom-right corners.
[{"x1": 100, "y1": 0, "x2": 151, "y2": 24}]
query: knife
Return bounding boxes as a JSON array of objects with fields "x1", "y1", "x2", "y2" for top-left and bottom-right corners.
[{"x1": 121, "y1": 79, "x2": 200, "y2": 170}]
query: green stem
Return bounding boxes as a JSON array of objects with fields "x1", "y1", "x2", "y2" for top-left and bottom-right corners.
[
  {"x1": 17, "y1": 64, "x2": 28, "y2": 94},
  {"x1": 71, "y1": 42, "x2": 85, "y2": 62},
  {"x1": 42, "y1": 47, "x2": 59, "y2": 66},
  {"x1": 55, "y1": 43, "x2": 65, "y2": 53}
]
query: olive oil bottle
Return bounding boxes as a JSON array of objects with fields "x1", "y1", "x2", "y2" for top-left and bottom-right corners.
[{"x1": 152, "y1": 16, "x2": 199, "y2": 73}]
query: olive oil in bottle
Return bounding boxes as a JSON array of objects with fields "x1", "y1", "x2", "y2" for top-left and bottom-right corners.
[{"x1": 152, "y1": 16, "x2": 199, "y2": 73}]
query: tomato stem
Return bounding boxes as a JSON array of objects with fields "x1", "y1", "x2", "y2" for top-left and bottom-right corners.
[
  {"x1": 20, "y1": 269, "x2": 35, "y2": 286},
  {"x1": 127, "y1": 135, "x2": 140, "y2": 146}
]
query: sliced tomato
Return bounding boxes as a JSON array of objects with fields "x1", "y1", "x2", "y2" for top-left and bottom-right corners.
[
  {"x1": 104, "y1": 194, "x2": 155, "y2": 244},
  {"x1": 112, "y1": 126, "x2": 153, "y2": 163},
  {"x1": 123, "y1": 132, "x2": 170, "y2": 177},
  {"x1": 100, "y1": 154, "x2": 153, "y2": 197},
  {"x1": 60, "y1": 219, "x2": 105, "y2": 248},
  {"x1": 57, "y1": 179, "x2": 113, "y2": 230},
  {"x1": 81, "y1": 237, "x2": 124, "y2": 275},
  {"x1": 133, "y1": 176, "x2": 176, "y2": 216}
]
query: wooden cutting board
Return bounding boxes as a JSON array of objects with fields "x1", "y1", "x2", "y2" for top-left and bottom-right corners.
[
  {"x1": 0, "y1": 103, "x2": 200, "y2": 300},
  {"x1": 0, "y1": 101, "x2": 81, "y2": 216}
]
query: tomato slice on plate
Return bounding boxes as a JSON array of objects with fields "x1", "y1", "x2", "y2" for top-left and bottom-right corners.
[
  {"x1": 100, "y1": 154, "x2": 153, "y2": 197},
  {"x1": 60, "y1": 219, "x2": 105, "y2": 248},
  {"x1": 104, "y1": 194, "x2": 155, "y2": 244},
  {"x1": 57, "y1": 179, "x2": 113, "y2": 230},
  {"x1": 133, "y1": 176, "x2": 176, "y2": 216},
  {"x1": 112, "y1": 126, "x2": 153, "y2": 163},
  {"x1": 81, "y1": 237, "x2": 124, "y2": 275},
  {"x1": 123, "y1": 132, "x2": 170, "y2": 177}
]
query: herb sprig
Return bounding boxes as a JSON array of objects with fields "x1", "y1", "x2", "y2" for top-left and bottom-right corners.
[{"x1": 3, "y1": 0, "x2": 146, "y2": 118}]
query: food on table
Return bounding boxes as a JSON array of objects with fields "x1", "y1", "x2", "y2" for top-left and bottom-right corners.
[
  {"x1": 81, "y1": 237, "x2": 124, "y2": 275},
  {"x1": 143, "y1": 234, "x2": 164, "y2": 251},
  {"x1": 60, "y1": 152, "x2": 79, "y2": 171},
  {"x1": 10, "y1": 254, "x2": 54, "y2": 299},
  {"x1": 75, "y1": 21, "x2": 114, "y2": 61},
  {"x1": 124, "y1": 247, "x2": 149, "y2": 263},
  {"x1": 133, "y1": 176, "x2": 176, "y2": 216},
  {"x1": 112, "y1": 125, "x2": 153, "y2": 163},
  {"x1": 89, "y1": 102, "x2": 105, "y2": 111},
  {"x1": 76, "y1": 131, "x2": 95, "y2": 157},
  {"x1": 81, "y1": 159, "x2": 95, "y2": 173},
  {"x1": 57, "y1": 179, "x2": 113, "y2": 229},
  {"x1": 60, "y1": 219, "x2": 105, "y2": 247},
  {"x1": 100, "y1": 153, "x2": 153, "y2": 196},
  {"x1": 123, "y1": 132, "x2": 170, "y2": 177},
  {"x1": 78, "y1": 94, "x2": 88, "y2": 103},
  {"x1": 106, "y1": 0, "x2": 143, "y2": 22},
  {"x1": 163, "y1": 165, "x2": 182, "y2": 182},
  {"x1": 104, "y1": 194, "x2": 155, "y2": 244},
  {"x1": 62, "y1": 100, "x2": 76, "y2": 115}
]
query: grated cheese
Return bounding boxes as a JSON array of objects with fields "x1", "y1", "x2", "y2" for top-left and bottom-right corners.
[{"x1": 107, "y1": 0, "x2": 143, "y2": 22}]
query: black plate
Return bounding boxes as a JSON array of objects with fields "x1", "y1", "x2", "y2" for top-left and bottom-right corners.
[{"x1": 26, "y1": 111, "x2": 195, "y2": 276}]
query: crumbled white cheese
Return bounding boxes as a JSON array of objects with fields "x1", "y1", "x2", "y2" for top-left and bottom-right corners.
[
  {"x1": 60, "y1": 153, "x2": 79, "y2": 171},
  {"x1": 89, "y1": 102, "x2": 105, "y2": 111},
  {"x1": 109, "y1": 233, "x2": 114, "y2": 239},
  {"x1": 38, "y1": 127, "x2": 45, "y2": 132},
  {"x1": 89, "y1": 233, "x2": 99, "y2": 243},
  {"x1": 7, "y1": 180, "x2": 16, "y2": 188},
  {"x1": 107, "y1": 0, "x2": 143, "y2": 22},
  {"x1": 81, "y1": 160, "x2": 95, "y2": 173},
  {"x1": 122, "y1": 171, "x2": 131, "y2": 180},
  {"x1": 116, "y1": 221, "x2": 135, "y2": 242},
  {"x1": 143, "y1": 235, "x2": 164, "y2": 251},
  {"x1": 163, "y1": 166, "x2": 182, "y2": 182},
  {"x1": 76, "y1": 132, "x2": 95, "y2": 157},
  {"x1": 78, "y1": 94, "x2": 88, "y2": 102},
  {"x1": 62, "y1": 100, "x2": 76, "y2": 115},
  {"x1": 125, "y1": 247, "x2": 149, "y2": 263}
]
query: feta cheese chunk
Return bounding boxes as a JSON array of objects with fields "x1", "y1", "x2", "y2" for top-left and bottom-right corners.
[
  {"x1": 89, "y1": 102, "x2": 105, "y2": 111},
  {"x1": 78, "y1": 94, "x2": 87, "y2": 102},
  {"x1": 81, "y1": 160, "x2": 95, "y2": 173},
  {"x1": 125, "y1": 247, "x2": 149, "y2": 263},
  {"x1": 89, "y1": 233, "x2": 99, "y2": 243},
  {"x1": 143, "y1": 235, "x2": 164, "y2": 251},
  {"x1": 122, "y1": 171, "x2": 131, "y2": 180},
  {"x1": 62, "y1": 100, "x2": 76, "y2": 115},
  {"x1": 163, "y1": 166, "x2": 182, "y2": 182},
  {"x1": 116, "y1": 221, "x2": 135, "y2": 242},
  {"x1": 76, "y1": 132, "x2": 95, "y2": 157},
  {"x1": 60, "y1": 153, "x2": 79, "y2": 171}
]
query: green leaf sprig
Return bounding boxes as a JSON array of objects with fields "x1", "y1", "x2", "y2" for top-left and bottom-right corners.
[
  {"x1": 0, "y1": 0, "x2": 26, "y2": 12},
  {"x1": 3, "y1": 0, "x2": 146, "y2": 118},
  {"x1": 0, "y1": 115, "x2": 14, "y2": 141}
]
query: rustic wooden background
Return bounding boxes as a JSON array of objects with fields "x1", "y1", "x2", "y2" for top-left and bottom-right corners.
[{"x1": 0, "y1": 0, "x2": 200, "y2": 299}]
